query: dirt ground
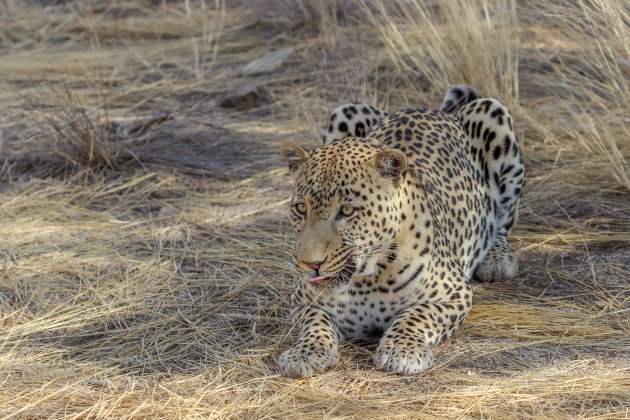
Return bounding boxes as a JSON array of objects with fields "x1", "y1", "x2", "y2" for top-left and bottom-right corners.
[{"x1": 0, "y1": 0, "x2": 629, "y2": 418}]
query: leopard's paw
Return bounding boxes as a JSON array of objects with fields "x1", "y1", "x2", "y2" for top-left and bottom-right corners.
[
  {"x1": 475, "y1": 238, "x2": 518, "y2": 282},
  {"x1": 278, "y1": 342, "x2": 339, "y2": 378},
  {"x1": 373, "y1": 337, "x2": 433, "y2": 375}
]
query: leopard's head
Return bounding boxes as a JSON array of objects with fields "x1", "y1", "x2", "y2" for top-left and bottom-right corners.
[{"x1": 281, "y1": 137, "x2": 407, "y2": 286}]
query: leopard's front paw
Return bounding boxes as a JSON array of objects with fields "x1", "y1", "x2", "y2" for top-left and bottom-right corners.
[
  {"x1": 475, "y1": 238, "x2": 518, "y2": 282},
  {"x1": 373, "y1": 337, "x2": 433, "y2": 375},
  {"x1": 278, "y1": 342, "x2": 339, "y2": 378}
]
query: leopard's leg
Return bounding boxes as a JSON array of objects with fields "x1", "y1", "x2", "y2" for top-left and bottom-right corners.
[
  {"x1": 323, "y1": 103, "x2": 388, "y2": 146},
  {"x1": 373, "y1": 267, "x2": 472, "y2": 374},
  {"x1": 278, "y1": 307, "x2": 341, "y2": 378},
  {"x1": 448, "y1": 91, "x2": 524, "y2": 282}
]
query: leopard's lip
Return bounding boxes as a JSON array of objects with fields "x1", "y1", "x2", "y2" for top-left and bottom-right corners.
[
  {"x1": 305, "y1": 269, "x2": 332, "y2": 283},
  {"x1": 308, "y1": 274, "x2": 330, "y2": 283},
  {"x1": 302, "y1": 258, "x2": 356, "y2": 285}
]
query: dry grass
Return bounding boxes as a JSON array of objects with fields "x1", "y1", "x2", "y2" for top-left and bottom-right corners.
[{"x1": 0, "y1": 0, "x2": 629, "y2": 418}]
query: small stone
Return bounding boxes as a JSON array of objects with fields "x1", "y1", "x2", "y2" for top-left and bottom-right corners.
[
  {"x1": 157, "y1": 206, "x2": 177, "y2": 218},
  {"x1": 243, "y1": 48, "x2": 294, "y2": 76},
  {"x1": 219, "y1": 83, "x2": 270, "y2": 110}
]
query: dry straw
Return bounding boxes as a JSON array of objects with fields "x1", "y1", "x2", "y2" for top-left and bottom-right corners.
[{"x1": 0, "y1": 0, "x2": 629, "y2": 418}]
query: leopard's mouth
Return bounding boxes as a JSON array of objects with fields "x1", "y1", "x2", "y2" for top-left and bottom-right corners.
[
  {"x1": 304, "y1": 268, "x2": 332, "y2": 284},
  {"x1": 304, "y1": 258, "x2": 356, "y2": 286},
  {"x1": 307, "y1": 273, "x2": 329, "y2": 283}
]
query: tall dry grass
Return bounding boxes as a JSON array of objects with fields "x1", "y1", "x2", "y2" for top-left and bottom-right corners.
[
  {"x1": 369, "y1": 0, "x2": 629, "y2": 193},
  {"x1": 0, "y1": 0, "x2": 629, "y2": 418},
  {"x1": 522, "y1": 0, "x2": 630, "y2": 192},
  {"x1": 368, "y1": 0, "x2": 520, "y2": 103}
]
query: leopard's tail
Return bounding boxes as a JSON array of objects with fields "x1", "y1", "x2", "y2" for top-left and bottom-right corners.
[{"x1": 440, "y1": 85, "x2": 481, "y2": 114}]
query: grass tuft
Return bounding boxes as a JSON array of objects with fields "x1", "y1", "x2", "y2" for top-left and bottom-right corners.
[{"x1": 42, "y1": 89, "x2": 119, "y2": 173}]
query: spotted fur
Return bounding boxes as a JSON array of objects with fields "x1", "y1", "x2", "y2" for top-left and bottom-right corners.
[
  {"x1": 323, "y1": 103, "x2": 388, "y2": 145},
  {"x1": 279, "y1": 86, "x2": 524, "y2": 377},
  {"x1": 440, "y1": 84, "x2": 481, "y2": 114}
]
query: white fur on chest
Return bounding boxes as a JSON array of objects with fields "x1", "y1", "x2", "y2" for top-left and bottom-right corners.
[{"x1": 316, "y1": 280, "x2": 415, "y2": 339}]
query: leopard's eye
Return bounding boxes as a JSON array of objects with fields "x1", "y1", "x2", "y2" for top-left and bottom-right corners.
[
  {"x1": 295, "y1": 202, "x2": 307, "y2": 214},
  {"x1": 339, "y1": 205, "x2": 355, "y2": 217}
]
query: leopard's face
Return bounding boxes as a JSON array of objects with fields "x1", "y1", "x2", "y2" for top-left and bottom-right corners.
[{"x1": 281, "y1": 138, "x2": 407, "y2": 287}]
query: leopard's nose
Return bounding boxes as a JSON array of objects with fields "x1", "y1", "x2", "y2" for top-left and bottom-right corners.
[{"x1": 303, "y1": 260, "x2": 325, "y2": 270}]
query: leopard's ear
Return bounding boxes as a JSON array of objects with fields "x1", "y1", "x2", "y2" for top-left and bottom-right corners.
[
  {"x1": 372, "y1": 148, "x2": 408, "y2": 183},
  {"x1": 281, "y1": 141, "x2": 308, "y2": 174}
]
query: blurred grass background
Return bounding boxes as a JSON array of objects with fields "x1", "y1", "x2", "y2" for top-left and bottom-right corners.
[{"x1": 0, "y1": 0, "x2": 629, "y2": 418}]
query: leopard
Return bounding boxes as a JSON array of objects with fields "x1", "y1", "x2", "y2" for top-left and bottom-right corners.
[{"x1": 278, "y1": 85, "x2": 525, "y2": 378}]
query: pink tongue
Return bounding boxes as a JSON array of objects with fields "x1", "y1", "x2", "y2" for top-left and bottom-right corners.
[{"x1": 308, "y1": 275, "x2": 329, "y2": 283}]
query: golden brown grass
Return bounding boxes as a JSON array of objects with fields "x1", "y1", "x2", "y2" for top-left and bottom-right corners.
[{"x1": 0, "y1": 0, "x2": 629, "y2": 418}]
